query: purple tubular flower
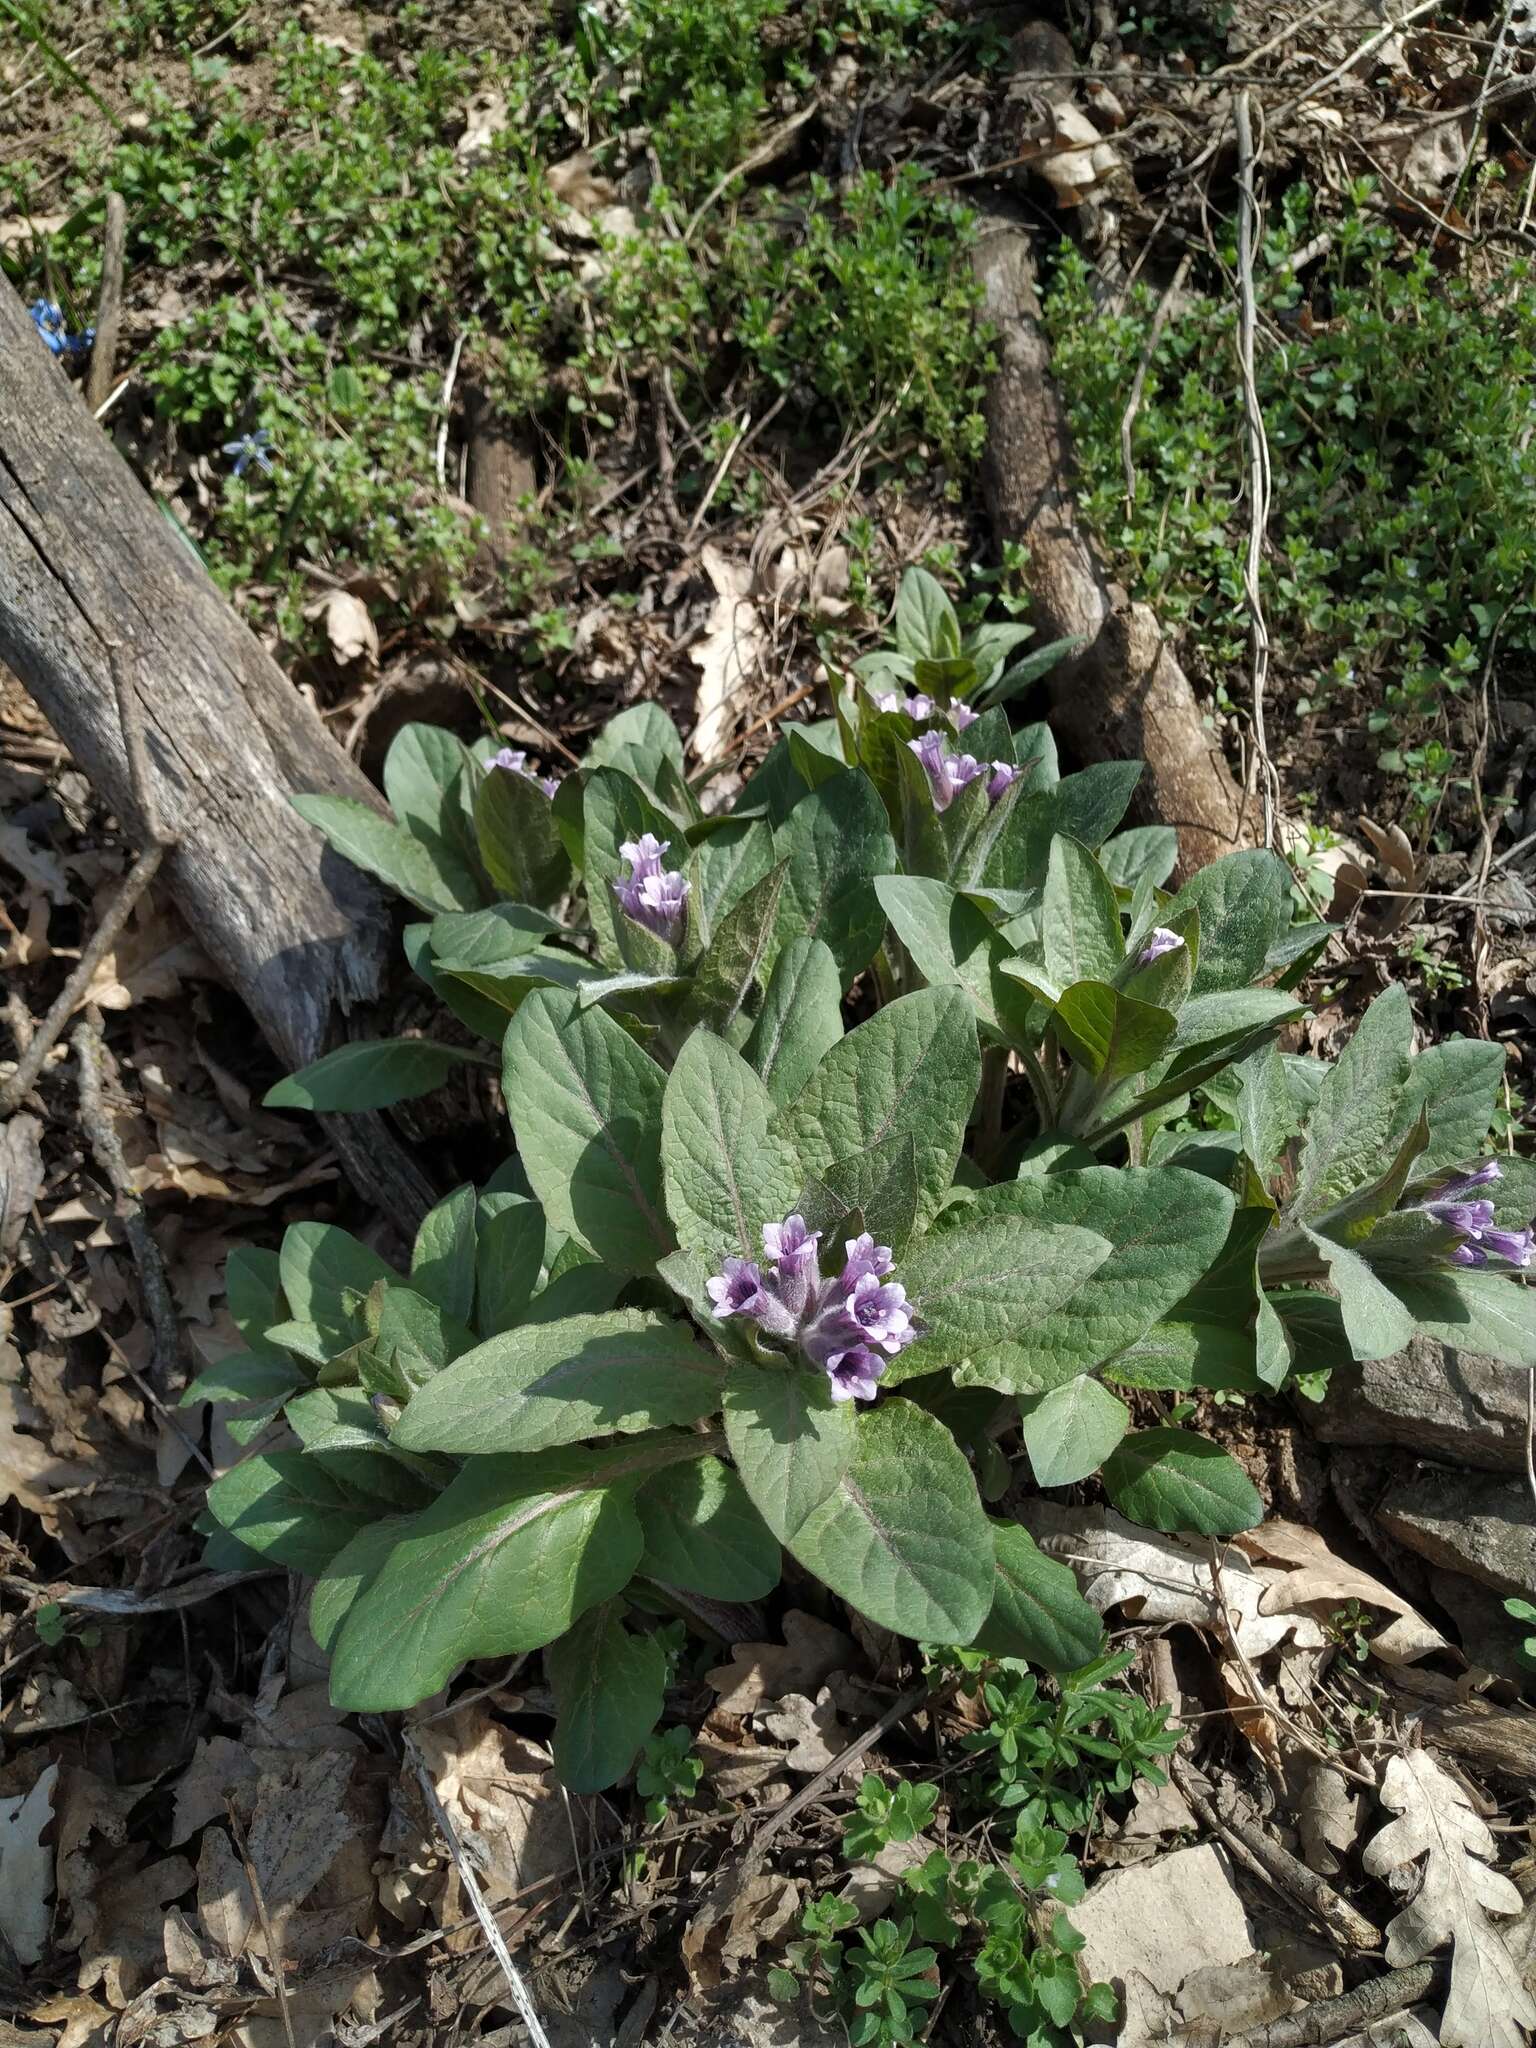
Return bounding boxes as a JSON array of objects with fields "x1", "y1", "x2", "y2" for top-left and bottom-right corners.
[
  {"x1": 825, "y1": 1346, "x2": 888, "y2": 1404},
  {"x1": 614, "y1": 833, "x2": 689, "y2": 945},
  {"x1": 704, "y1": 1213, "x2": 920, "y2": 1403},
  {"x1": 492, "y1": 746, "x2": 560, "y2": 798},
  {"x1": 908, "y1": 733, "x2": 983, "y2": 812},
  {"x1": 986, "y1": 761, "x2": 1018, "y2": 802},
  {"x1": 1433, "y1": 1160, "x2": 1502, "y2": 1201},
  {"x1": 952, "y1": 702, "x2": 979, "y2": 731},
  {"x1": 1413, "y1": 1161, "x2": 1532, "y2": 1268},
  {"x1": 1136, "y1": 927, "x2": 1185, "y2": 968},
  {"x1": 1452, "y1": 1242, "x2": 1490, "y2": 1267},
  {"x1": 876, "y1": 690, "x2": 977, "y2": 730},
  {"x1": 1427, "y1": 1199, "x2": 1497, "y2": 1236},
  {"x1": 1483, "y1": 1226, "x2": 1535, "y2": 1268}
]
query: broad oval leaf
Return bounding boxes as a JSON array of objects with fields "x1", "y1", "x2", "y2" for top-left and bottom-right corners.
[
  {"x1": 548, "y1": 1605, "x2": 667, "y2": 1793},
  {"x1": 893, "y1": 1216, "x2": 1112, "y2": 1387},
  {"x1": 661, "y1": 1034, "x2": 802, "y2": 1266},
  {"x1": 265, "y1": 1039, "x2": 479, "y2": 1113},
  {"x1": 1018, "y1": 1374, "x2": 1131, "y2": 1489},
  {"x1": 1101, "y1": 1427, "x2": 1263, "y2": 1535},
  {"x1": 206, "y1": 1453, "x2": 375, "y2": 1575},
  {"x1": 786, "y1": 1398, "x2": 994, "y2": 1643},
  {"x1": 723, "y1": 1363, "x2": 856, "y2": 1544},
  {"x1": 392, "y1": 1311, "x2": 723, "y2": 1455},
  {"x1": 974, "y1": 1522, "x2": 1105, "y2": 1672},
  {"x1": 635, "y1": 1455, "x2": 781, "y2": 1600},
  {"x1": 770, "y1": 769, "x2": 896, "y2": 990},
  {"x1": 744, "y1": 935, "x2": 844, "y2": 1106},
  {"x1": 292, "y1": 793, "x2": 481, "y2": 915}
]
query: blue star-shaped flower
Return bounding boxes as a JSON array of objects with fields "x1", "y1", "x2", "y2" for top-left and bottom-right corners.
[{"x1": 222, "y1": 428, "x2": 275, "y2": 477}]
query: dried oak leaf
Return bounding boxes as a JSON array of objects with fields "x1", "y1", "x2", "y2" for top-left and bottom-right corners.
[
  {"x1": 1362, "y1": 1746, "x2": 1536, "y2": 2048},
  {"x1": 707, "y1": 1610, "x2": 856, "y2": 1714}
]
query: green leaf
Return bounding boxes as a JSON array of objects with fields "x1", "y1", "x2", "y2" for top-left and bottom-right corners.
[
  {"x1": 475, "y1": 1198, "x2": 546, "y2": 1336},
  {"x1": 474, "y1": 757, "x2": 572, "y2": 910},
  {"x1": 974, "y1": 1523, "x2": 1105, "y2": 1670},
  {"x1": 723, "y1": 1363, "x2": 857, "y2": 1543},
  {"x1": 1382, "y1": 1269, "x2": 1536, "y2": 1368},
  {"x1": 662, "y1": 1033, "x2": 803, "y2": 1265},
  {"x1": 372, "y1": 1283, "x2": 477, "y2": 1390},
  {"x1": 392, "y1": 1311, "x2": 723, "y2": 1454},
  {"x1": 225, "y1": 1247, "x2": 285, "y2": 1344},
  {"x1": 404, "y1": 921, "x2": 510, "y2": 1040},
  {"x1": 786, "y1": 1399, "x2": 993, "y2": 1643},
  {"x1": 180, "y1": 1350, "x2": 303, "y2": 1409},
  {"x1": 771, "y1": 770, "x2": 896, "y2": 990},
  {"x1": 635, "y1": 1456, "x2": 781, "y2": 1599},
  {"x1": 1292, "y1": 985, "x2": 1414, "y2": 1218},
  {"x1": 784, "y1": 988, "x2": 980, "y2": 1234},
  {"x1": 503, "y1": 989, "x2": 672, "y2": 1275},
  {"x1": 292, "y1": 793, "x2": 480, "y2": 915},
  {"x1": 1042, "y1": 837, "x2": 1124, "y2": 990},
  {"x1": 695, "y1": 819, "x2": 775, "y2": 934},
  {"x1": 1100, "y1": 826, "x2": 1179, "y2": 889},
  {"x1": 309, "y1": 1518, "x2": 405, "y2": 1654},
  {"x1": 1232, "y1": 1044, "x2": 1304, "y2": 1180},
  {"x1": 895, "y1": 567, "x2": 962, "y2": 660},
  {"x1": 206, "y1": 1453, "x2": 375, "y2": 1573},
  {"x1": 1101, "y1": 1428, "x2": 1263, "y2": 1535},
  {"x1": 946, "y1": 1169, "x2": 1236, "y2": 1392},
  {"x1": 874, "y1": 875, "x2": 1029, "y2": 1044},
  {"x1": 584, "y1": 703, "x2": 686, "y2": 800},
  {"x1": 679, "y1": 859, "x2": 787, "y2": 1038},
  {"x1": 893, "y1": 1215, "x2": 1112, "y2": 1387},
  {"x1": 822, "y1": 1132, "x2": 920, "y2": 1257},
  {"x1": 1388, "y1": 1038, "x2": 1505, "y2": 1175},
  {"x1": 411, "y1": 1182, "x2": 478, "y2": 1324},
  {"x1": 279, "y1": 1222, "x2": 395, "y2": 1353},
  {"x1": 328, "y1": 1436, "x2": 700, "y2": 1710},
  {"x1": 1019, "y1": 1375, "x2": 1130, "y2": 1488},
  {"x1": 1054, "y1": 982, "x2": 1176, "y2": 1089},
  {"x1": 384, "y1": 723, "x2": 482, "y2": 890},
  {"x1": 1301, "y1": 1226, "x2": 1418, "y2": 1360},
  {"x1": 264, "y1": 1039, "x2": 481, "y2": 1115},
  {"x1": 744, "y1": 936, "x2": 843, "y2": 1106},
  {"x1": 1165, "y1": 850, "x2": 1290, "y2": 995},
  {"x1": 548, "y1": 1606, "x2": 667, "y2": 1792}
]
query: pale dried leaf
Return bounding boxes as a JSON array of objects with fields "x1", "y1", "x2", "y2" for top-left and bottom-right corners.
[
  {"x1": 1299, "y1": 1762, "x2": 1360, "y2": 1877},
  {"x1": 1239, "y1": 1520, "x2": 1449, "y2": 1664},
  {"x1": 313, "y1": 590, "x2": 378, "y2": 667},
  {"x1": 246, "y1": 1752, "x2": 358, "y2": 1917},
  {"x1": 411, "y1": 1704, "x2": 596, "y2": 1905},
  {"x1": 0, "y1": 1113, "x2": 44, "y2": 1259},
  {"x1": 1020, "y1": 1503, "x2": 1327, "y2": 1659},
  {"x1": 682, "y1": 1872, "x2": 800, "y2": 1995},
  {"x1": 706, "y1": 1610, "x2": 857, "y2": 1714},
  {"x1": 171, "y1": 1738, "x2": 261, "y2": 1846},
  {"x1": 758, "y1": 1688, "x2": 849, "y2": 1775},
  {"x1": 0, "y1": 822, "x2": 71, "y2": 905},
  {"x1": 547, "y1": 149, "x2": 619, "y2": 216},
  {"x1": 0, "y1": 1763, "x2": 57, "y2": 1966},
  {"x1": 456, "y1": 88, "x2": 507, "y2": 161},
  {"x1": 1362, "y1": 1748, "x2": 1535, "y2": 2048},
  {"x1": 691, "y1": 545, "x2": 767, "y2": 763}
]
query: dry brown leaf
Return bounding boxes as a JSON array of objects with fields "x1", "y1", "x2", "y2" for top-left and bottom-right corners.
[
  {"x1": 0, "y1": 821, "x2": 71, "y2": 905},
  {"x1": 691, "y1": 545, "x2": 768, "y2": 763},
  {"x1": 411, "y1": 1705, "x2": 595, "y2": 1906},
  {"x1": 1237, "y1": 1520, "x2": 1449, "y2": 1664},
  {"x1": 170, "y1": 1738, "x2": 260, "y2": 1847},
  {"x1": 547, "y1": 149, "x2": 619, "y2": 216},
  {"x1": 1020, "y1": 1504, "x2": 1327, "y2": 1659},
  {"x1": 456, "y1": 87, "x2": 507, "y2": 161},
  {"x1": 758, "y1": 1688, "x2": 850, "y2": 1775},
  {"x1": 707, "y1": 1609, "x2": 857, "y2": 1714},
  {"x1": 682, "y1": 1871, "x2": 801, "y2": 1995},
  {"x1": 1362, "y1": 1747, "x2": 1535, "y2": 2048},
  {"x1": 1298, "y1": 1761, "x2": 1360, "y2": 1877},
  {"x1": 0, "y1": 1762, "x2": 57, "y2": 1967},
  {"x1": 0, "y1": 1113, "x2": 44, "y2": 1259},
  {"x1": 312, "y1": 590, "x2": 378, "y2": 667}
]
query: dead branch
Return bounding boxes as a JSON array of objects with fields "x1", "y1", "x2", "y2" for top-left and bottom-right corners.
[
  {"x1": 1228, "y1": 1961, "x2": 1440, "y2": 2048},
  {"x1": 972, "y1": 207, "x2": 1253, "y2": 878},
  {"x1": 0, "y1": 274, "x2": 434, "y2": 1229},
  {"x1": 86, "y1": 192, "x2": 127, "y2": 415}
]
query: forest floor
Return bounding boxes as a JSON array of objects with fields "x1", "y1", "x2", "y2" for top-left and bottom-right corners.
[{"x1": 3, "y1": 0, "x2": 1536, "y2": 2043}]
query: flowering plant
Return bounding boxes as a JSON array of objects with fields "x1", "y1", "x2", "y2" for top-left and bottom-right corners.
[{"x1": 193, "y1": 571, "x2": 1536, "y2": 1790}]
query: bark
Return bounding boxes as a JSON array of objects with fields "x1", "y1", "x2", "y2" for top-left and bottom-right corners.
[
  {"x1": 0, "y1": 275, "x2": 434, "y2": 1229},
  {"x1": 972, "y1": 207, "x2": 1253, "y2": 877}
]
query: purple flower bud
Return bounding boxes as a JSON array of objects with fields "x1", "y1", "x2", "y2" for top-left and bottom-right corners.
[
  {"x1": 491, "y1": 746, "x2": 560, "y2": 798},
  {"x1": 824, "y1": 1346, "x2": 888, "y2": 1404},
  {"x1": 614, "y1": 833, "x2": 689, "y2": 945},
  {"x1": 986, "y1": 761, "x2": 1018, "y2": 803},
  {"x1": 952, "y1": 702, "x2": 979, "y2": 731},
  {"x1": 1452, "y1": 1242, "x2": 1489, "y2": 1266},
  {"x1": 876, "y1": 690, "x2": 976, "y2": 731},
  {"x1": 1432, "y1": 1161, "x2": 1503, "y2": 1201},
  {"x1": 908, "y1": 733, "x2": 984, "y2": 812},
  {"x1": 841, "y1": 1233, "x2": 894, "y2": 1288},
  {"x1": 1136, "y1": 927, "x2": 1185, "y2": 969},
  {"x1": 1427, "y1": 1199, "x2": 1497, "y2": 1236},
  {"x1": 763, "y1": 1212, "x2": 822, "y2": 1318},
  {"x1": 705, "y1": 1257, "x2": 798, "y2": 1339},
  {"x1": 1483, "y1": 1226, "x2": 1534, "y2": 1268}
]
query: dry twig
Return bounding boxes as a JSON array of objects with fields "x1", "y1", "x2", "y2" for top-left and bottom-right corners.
[
  {"x1": 1120, "y1": 249, "x2": 1192, "y2": 514},
  {"x1": 1228, "y1": 1961, "x2": 1440, "y2": 2048},
  {"x1": 1234, "y1": 92, "x2": 1278, "y2": 851},
  {"x1": 85, "y1": 192, "x2": 126, "y2": 415}
]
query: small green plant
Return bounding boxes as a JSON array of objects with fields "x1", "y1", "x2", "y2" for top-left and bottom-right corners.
[
  {"x1": 1505, "y1": 1597, "x2": 1536, "y2": 1670},
  {"x1": 843, "y1": 1773, "x2": 941, "y2": 1859},
  {"x1": 183, "y1": 567, "x2": 1536, "y2": 1792},
  {"x1": 636, "y1": 1725, "x2": 704, "y2": 1822}
]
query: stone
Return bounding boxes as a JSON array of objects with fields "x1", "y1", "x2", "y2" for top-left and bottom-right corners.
[
  {"x1": 1430, "y1": 1569, "x2": 1536, "y2": 1681},
  {"x1": 1074, "y1": 1843, "x2": 1254, "y2": 2046},
  {"x1": 1311, "y1": 1334, "x2": 1529, "y2": 1472},
  {"x1": 1378, "y1": 1471, "x2": 1536, "y2": 1601}
]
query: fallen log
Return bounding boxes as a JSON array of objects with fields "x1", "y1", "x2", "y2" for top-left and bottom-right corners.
[
  {"x1": 0, "y1": 276, "x2": 434, "y2": 1229},
  {"x1": 972, "y1": 206, "x2": 1253, "y2": 877}
]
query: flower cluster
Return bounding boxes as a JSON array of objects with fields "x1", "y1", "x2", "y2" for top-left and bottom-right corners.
[
  {"x1": 1415, "y1": 1161, "x2": 1533, "y2": 1268},
  {"x1": 706, "y1": 1215, "x2": 919, "y2": 1403},
  {"x1": 1136, "y1": 927, "x2": 1184, "y2": 968},
  {"x1": 491, "y1": 746, "x2": 560, "y2": 799},
  {"x1": 613, "y1": 833, "x2": 689, "y2": 946},
  {"x1": 876, "y1": 690, "x2": 979, "y2": 731},
  {"x1": 223, "y1": 429, "x2": 275, "y2": 478},
  {"x1": 908, "y1": 732, "x2": 1019, "y2": 813},
  {"x1": 29, "y1": 299, "x2": 93, "y2": 358}
]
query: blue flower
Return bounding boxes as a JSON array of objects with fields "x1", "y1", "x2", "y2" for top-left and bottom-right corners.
[
  {"x1": 29, "y1": 299, "x2": 94, "y2": 358},
  {"x1": 222, "y1": 429, "x2": 275, "y2": 478}
]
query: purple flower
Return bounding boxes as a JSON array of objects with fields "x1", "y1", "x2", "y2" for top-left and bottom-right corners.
[
  {"x1": 1413, "y1": 1162, "x2": 1532, "y2": 1269},
  {"x1": 875, "y1": 691, "x2": 977, "y2": 730},
  {"x1": 491, "y1": 746, "x2": 560, "y2": 798},
  {"x1": 986, "y1": 761, "x2": 1018, "y2": 803},
  {"x1": 825, "y1": 1346, "x2": 888, "y2": 1404},
  {"x1": 30, "y1": 299, "x2": 93, "y2": 358},
  {"x1": 614, "y1": 833, "x2": 689, "y2": 945},
  {"x1": 908, "y1": 732, "x2": 984, "y2": 812},
  {"x1": 1136, "y1": 927, "x2": 1185, "y2": 968},
  {"x1": 703, "y1": 1213, "x2": 920, "y2": 1403}
]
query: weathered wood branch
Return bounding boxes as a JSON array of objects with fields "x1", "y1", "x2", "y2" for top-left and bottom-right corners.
[
  {"x1": 0, "y1": 275, "x2": 433, "y2": 1229},
  {"x1": 972, "y1": 208, "x2": 1253, "y2": 877}
]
